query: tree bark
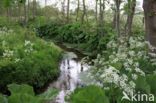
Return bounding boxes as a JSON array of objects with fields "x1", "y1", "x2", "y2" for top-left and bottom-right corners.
[
  {"x1": 95, "y1": 0, "x2": 98, "y2": 22},
  {"x1": 81, "y1": 0, "x2": 86, "y2": 25},
  {"x1": 115, "y1": 0, "x2": 121, "y2": 42},
  {"x1": 112, "y1": 4, "x2": 117, "y2": 29},
  {"x1": 99, "y1": 0, "x2": 105, "y2": 37},
  {"x1": 67, "y1": 0, "x2": 70, "y2": 23},
  {"x1": 24, "y1": 2, "x2": 27, "y2": 27},
  {"x1": 33, "y1": 0, "x2": 36, "y2": 21},
  {"x1": 125, "y1": 0, "x2": 136, "y2": 36},
  {"x1": 76, "y1": 0, "x2": 80, "y2": 21},
  {"x1": 143, "y1": 0, "x2": 156, "y2": 53},
  {"x1": 27, "y1": 0, "x2": 30, "y2": 21},
  {"x1": 18, "y1": 3, "x2": 21, "y2": 22}
]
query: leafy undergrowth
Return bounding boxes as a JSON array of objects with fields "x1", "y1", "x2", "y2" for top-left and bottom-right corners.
[
  {"x1": 0, "y1": 84, "x2": 58, "y2": 103},
  {"x1": 36, "y1": 22, "x2": 116, "y2": 56},
  {"x1": 0, "y1": 26, "x2": 62, "y2": 93},
  {"x1": 77, "y1": 36, "x2": 156, "y2": 103},
  {"x1": 66, "y1": 85, "x2": 109, "y2": 103}
]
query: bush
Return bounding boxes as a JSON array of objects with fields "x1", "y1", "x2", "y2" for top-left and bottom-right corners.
[
  {"x1": 36, "y1": 23, "x2": 60, "y2": 37},
  {"x1": 0, "y1": 26, "x2": 62, "y2": 93}
]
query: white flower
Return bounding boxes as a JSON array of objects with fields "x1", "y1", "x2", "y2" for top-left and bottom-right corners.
[
  {"x1": 133, "y1": 62, "x2": 139, "y2": 67},
  {"x1": 132, "y1": 74, "x2": 138, "y2": 80},
  {"x1": 129, "y1": 51, "x2": 135, "y2": 56},
  {"x1": 25, "y1": 40, "x2": 31, "y2": 46},
  {"x1": 129, "y1": 81, "x2": 136, "y2": 88}
]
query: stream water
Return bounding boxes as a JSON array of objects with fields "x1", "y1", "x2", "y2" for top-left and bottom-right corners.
[{"x1": 46, "y1": 44, "x2": 89, "y2": 103}]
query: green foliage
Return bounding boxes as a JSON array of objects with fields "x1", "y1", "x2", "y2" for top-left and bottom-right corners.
[
  {"x1": 0, "y1": 84, "x2": 58, "y2": 103},
  {"x1": 66, "y1": 85, "x2": 109, "y2": 103},
  {"x1": 36, "y1": 23, "x2": 60, "y2": 37},
  {"x1": 36, "y1": 22, "x2": 116, "y2": 56},
  {"x1": 0, "y1": 26, "x2": 62, "y2": 93}
]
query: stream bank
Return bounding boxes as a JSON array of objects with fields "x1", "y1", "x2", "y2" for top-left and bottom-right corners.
[{"x1": 45, "y1": 43, "x2": 89, "y2": 103}]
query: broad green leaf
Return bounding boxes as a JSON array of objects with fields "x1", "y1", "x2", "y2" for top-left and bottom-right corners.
[{"x1": 8, "y1": 84, "x2": 35, "y2": 96}]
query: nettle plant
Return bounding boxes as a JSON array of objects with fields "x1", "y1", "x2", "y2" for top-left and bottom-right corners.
[{"x1": 82, "y1": 36, "x2": 156, "y2": 102}]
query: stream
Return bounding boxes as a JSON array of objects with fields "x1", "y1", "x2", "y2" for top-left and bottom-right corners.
[{"x1": 46, "y1": 44, "x2": 89, "y2": 103}]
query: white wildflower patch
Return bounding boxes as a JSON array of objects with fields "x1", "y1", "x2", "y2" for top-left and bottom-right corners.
[
  {"x1": 3, "y1": 50, "x2": 14, "y2": 59},
  {"x1": 81, "y1": 36, "x2": 156, "y2": 97}
]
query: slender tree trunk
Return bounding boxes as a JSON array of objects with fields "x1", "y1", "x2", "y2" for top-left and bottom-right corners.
[
  {"x1": 99, "y1": 0, "x2": 104, "y2": 37},
  {"x1": 95, "y1": 0, "x2": 98, "y2": 22},
  {"x1": 67, "y1": 0, "x2": 70, "y2": 23},
  {"x1": 76, "y1": 0, "x2": 80, "y2": 21},
  {"x1": 24, "y1": 2, "x2": 27, "y2": 27},
  {"x1": 61, "y1": 0, "x2": 66, "y2": 21},
  {"x1": 27, "y1": 0, "x2": 30, "y2": 21},
  {"x1": 33, "y1": 0, "x2": 36, "y2": 21},
  {"x1": 125, "y1": 0, "x2": 136, "y2": 36},
  {"x1": 115, "y1": 0, "x2": 121, "y2": 42},
  {"x1": 81, "y1": 0, "x2": 85, "y2": 25},
  {"x1": 18, "y1": 3, "x2": 21, "y2": 22},
  {"x1": 112, "y1": 4, "x2": 117, "y2": 29},
  {"x1": 143, "y1": 0, "x2": 156, "y2": 53}
]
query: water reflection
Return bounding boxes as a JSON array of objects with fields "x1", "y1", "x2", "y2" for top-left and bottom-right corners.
[{"x1": 47, "y1": 52, "x2": 88, "y2": 103}]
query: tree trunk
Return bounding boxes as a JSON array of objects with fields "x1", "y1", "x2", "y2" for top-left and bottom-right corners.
[
  {"x1": 76, "y1": 0, "x2": 80, "y2": 21},
  {"x1": 67, "y1": 0, "x2": 70, "y2": 23},
  {"x1": 18, "y1": 3, "x2": 21, "y2": 22},
  {"x1": 24, "y1": 2, "x2": 27, "y2": 27},
  {"x1": 33, "y1": 0, "x2": 36, "y2": 21},
  {"x1": 61, "y1": 0, "x2": 65, "y2": 20},
  {"x1": 27, "y1": 0, "x2": 30, "y2": 21},
  {"x1": 112, "y1": 4, "x2": 117, "y2": 29},
  {"x1": 95, "y1": 0, "x2": 98, "y2": 22},
  {"x1": 99, "y1": 0, "x2": 104, "y2": 37},
  {"x1": 115, "y1": 0, "x2": 121, "y2": 42},
  {"x1": 143, "y1": 0, "x2": 156, "y2": 53},
  {"x1": 125, "y1": 0, "x2": 136, "y2": 36},
  {"x1": 81, "y1": 0, "x2": 85, "y2": 25}
]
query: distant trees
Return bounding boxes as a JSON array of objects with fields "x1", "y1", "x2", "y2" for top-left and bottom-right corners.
[{"x1": 143, "y1": 0, "x2": 156, "y2": 53}]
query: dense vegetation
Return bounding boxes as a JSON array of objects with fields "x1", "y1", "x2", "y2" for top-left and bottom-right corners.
[
  {"x1": 0, "y1": 26, "x2": 62, "y2": 93},
  {"x1": 36, "y1": 22, "x2": 117, "y2": 56},
  {"x1": 0, "y1": 0, "x2": 156, "y2": 103}
]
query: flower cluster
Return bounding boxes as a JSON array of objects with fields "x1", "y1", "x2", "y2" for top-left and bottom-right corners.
[
  {"x1": 0, "y1": 27, "x2": 13, "y2": 38},
  {"x1": 24, "y1": 40, "x2": 34, "y2": 53},
  {"x1": 3, "y1": 50, "x2": 14, "y2": 59},
  {"x1": 81, "y1": 36, "x2": 156, "y2": 97}
]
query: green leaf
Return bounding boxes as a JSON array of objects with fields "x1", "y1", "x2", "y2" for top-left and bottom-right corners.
[
  {"x1": 8, "y1": 84, "x2": 35, "y2": 96},
  {"x1": 67, "y1": 85, "x2": 109, "y2": 103},
  {"x1": 8, "y1": 94, "x2": 44, "y2": 103}
]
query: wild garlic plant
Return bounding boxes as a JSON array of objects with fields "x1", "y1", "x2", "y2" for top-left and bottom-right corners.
[{"x1": 82, "y1": 36, "x2": 156, "y2": 97}]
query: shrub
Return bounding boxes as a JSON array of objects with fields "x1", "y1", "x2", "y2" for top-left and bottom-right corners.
[{"x1": 0, "y1": 26, "x2": 62, "y2": 93}]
